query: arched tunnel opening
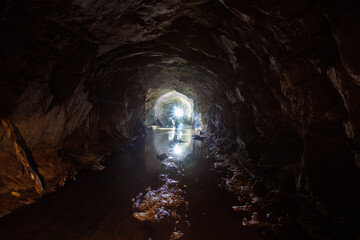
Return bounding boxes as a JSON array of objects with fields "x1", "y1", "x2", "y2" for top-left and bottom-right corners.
[
  {"x1": 146, "y1": 90, "x2": 195, "y2": 128},
  {"x1": 0, "y1": 0, "x2": 360, "y2": 239}
]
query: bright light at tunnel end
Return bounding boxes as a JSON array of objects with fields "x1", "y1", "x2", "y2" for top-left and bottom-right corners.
[{"x1": 173, "y1": 107, "x2": 184, "y2": 118}]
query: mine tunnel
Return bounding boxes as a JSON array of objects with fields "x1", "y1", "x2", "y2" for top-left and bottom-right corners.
[{"x1": 0, "y1": 0, "x2": 360, "y2": 239}]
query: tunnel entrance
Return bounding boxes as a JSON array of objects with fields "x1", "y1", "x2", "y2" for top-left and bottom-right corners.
[{"x1": 145, "y1": 89, "x2": 198, "y2": 128}]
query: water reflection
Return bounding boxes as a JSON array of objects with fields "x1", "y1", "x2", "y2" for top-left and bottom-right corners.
[
  {"x1": 133, "y1": 127, "x2": 196, "y2": 239},
  {"x1": 168, "y1": 127, "x2": 193, "y2": 160},
  {"x1": 172, "y1": 144, "x2": 182, "y2": 155},
  {"x1": 132, "y1": 174, "x2": 185, "y2": 222},
  {"x1": 168, "y1": 128, "x2": 182, "y2": 142}
]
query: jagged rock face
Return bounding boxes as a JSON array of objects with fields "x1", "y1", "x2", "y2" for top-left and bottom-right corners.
[{"x1": 0, "y1": 0, "x2": 360, "y2": 232}]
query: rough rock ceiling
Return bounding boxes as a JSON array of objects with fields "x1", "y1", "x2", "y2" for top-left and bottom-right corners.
[{"x1": 0, "y1": 0, "x2": 360, "y2": 237}]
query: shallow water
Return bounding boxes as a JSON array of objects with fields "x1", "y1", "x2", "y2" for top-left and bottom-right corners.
[{"x1": 0, "y1": 128, "x2": 280, "y2": 240}]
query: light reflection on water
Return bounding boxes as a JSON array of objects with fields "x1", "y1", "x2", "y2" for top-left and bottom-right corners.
[
  {"x1": 152, "y1": 127, "x2": 194, "y2": 161},
  {"x1": 133, "y1": 127, "x2": 196, "y2": 239}
]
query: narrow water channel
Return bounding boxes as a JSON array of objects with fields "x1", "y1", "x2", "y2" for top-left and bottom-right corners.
[{"x1": 0, "y1": 128, "x2": 279, "y2": 240}]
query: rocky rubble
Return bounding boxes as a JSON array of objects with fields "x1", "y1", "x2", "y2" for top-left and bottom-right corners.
[{"x1": 132, "y1": 174, "x2": 190, "y2": 239}]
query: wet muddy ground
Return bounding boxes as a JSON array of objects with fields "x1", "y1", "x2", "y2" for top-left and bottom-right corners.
[{"x1": 0, "y1": 128, "x2": 309, "y2": 240}]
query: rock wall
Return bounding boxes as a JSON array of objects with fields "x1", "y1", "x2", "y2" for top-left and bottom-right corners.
[{"x1": 0, "y1": 0, "x2": 359, "y2": 236}]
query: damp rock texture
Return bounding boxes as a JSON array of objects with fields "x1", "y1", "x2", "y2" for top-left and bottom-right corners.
[
  {"x1": 1, "y1": 0, "x2": 360, "y2": 237},
  {"x1": 132, "y1": 175, "x2": 185, "y2": 223}
]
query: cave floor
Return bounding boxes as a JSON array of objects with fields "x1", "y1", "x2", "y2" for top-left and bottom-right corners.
[{"x1": 0, "y1": 128, "x2": 303, "y2": 240}]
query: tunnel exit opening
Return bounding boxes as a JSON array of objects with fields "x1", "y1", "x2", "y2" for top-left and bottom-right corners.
[{"x1": 145, "y1": 89, "x2": 202, "y2": 129}]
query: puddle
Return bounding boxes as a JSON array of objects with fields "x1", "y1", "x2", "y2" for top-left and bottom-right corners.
[
  {"x1": 132, "y1": 127, "x2": 194, "y2": 239},
  {"x1": 0, "y1": 127, "x2": 309, "y2": 240}
]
